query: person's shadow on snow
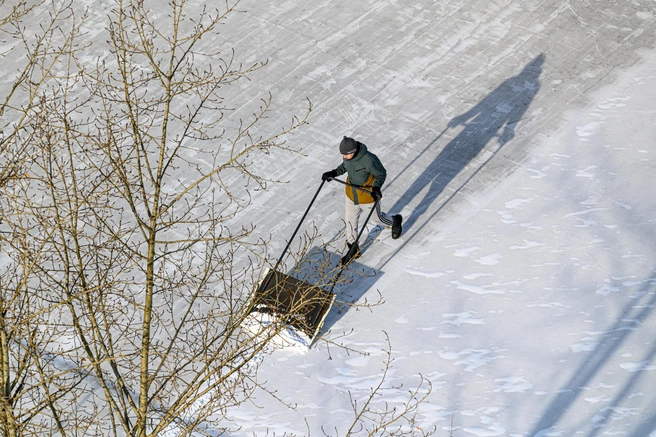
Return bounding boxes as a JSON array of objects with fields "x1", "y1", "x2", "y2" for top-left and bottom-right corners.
[{"x1": 389, "y1": 54, "x2": 545, "y2": 231}]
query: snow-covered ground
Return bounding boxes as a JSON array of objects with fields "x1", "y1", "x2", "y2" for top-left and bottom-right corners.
[
  {"x1": 217, "y1": 1, "x2": 656, "y2": 436},
  {"x1": 236, "y1": 55, "x2": 656, "y2": 436},
  {"x1": 4, "y1": 0, "x2": 655, "y2": 435}
]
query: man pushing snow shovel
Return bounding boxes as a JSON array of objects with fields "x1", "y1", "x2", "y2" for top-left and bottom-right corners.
[{"x1": 322, "y1": 136, "x2": 403, "y2": 265}]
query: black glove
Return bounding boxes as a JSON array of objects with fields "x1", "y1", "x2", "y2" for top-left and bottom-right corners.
[
  {"x1": 322, "y1": 170, "x2": 337, "y2": 181},
  {"x1": 372, "y1": 186, "x2": 382, "y2": 201}
]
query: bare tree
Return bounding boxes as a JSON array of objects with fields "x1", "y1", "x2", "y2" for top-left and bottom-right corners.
[
  {"x1": 3, "y1": 1, "x2": 434, "y2": 436},
  {"x1": 0, "y1": 0, "x2": 79, "y2": 188},
  {"x1": 0, "y1": 1, "x2": 94, "y2": 436},
  {"x1": 17, "y1": 0, "x2": 312, "y2": 435}
]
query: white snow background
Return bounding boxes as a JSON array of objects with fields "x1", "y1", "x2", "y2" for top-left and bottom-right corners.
[{"x1": 6, "y1": 0, "x2": 656, "y2": 436}]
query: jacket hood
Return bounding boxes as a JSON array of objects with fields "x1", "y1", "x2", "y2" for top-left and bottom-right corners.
[{"x1": 345, "y1": 142, "x2": 368, "y2": 163}]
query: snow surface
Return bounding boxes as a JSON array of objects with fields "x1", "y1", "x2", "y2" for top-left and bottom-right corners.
[
  {"x1": 5, "y1": 0, "x2": 656, "y2": 435},
  {"x1": 214, "y1": 1, "x2": 656, "y2": 436}
]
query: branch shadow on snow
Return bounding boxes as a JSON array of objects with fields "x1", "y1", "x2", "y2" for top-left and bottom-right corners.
[
  {"x1": 387, "y1": 54, "x2": 545, "y2": 233},
  {"x1": 528, "y1": 274, "x2": 656, "y2": 437}
]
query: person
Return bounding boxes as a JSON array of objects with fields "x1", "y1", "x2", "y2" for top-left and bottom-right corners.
[{"x1": 322, "y1": 136, "x2": 403, "y2": 264}]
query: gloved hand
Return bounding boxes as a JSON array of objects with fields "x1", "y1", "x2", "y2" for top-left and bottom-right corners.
[
  {"x1": 322, "y1": 170, "x2": 337, "y2": 181},
  {"x1": 372, "y1": 186, "x2": 382, "y2": 201}
]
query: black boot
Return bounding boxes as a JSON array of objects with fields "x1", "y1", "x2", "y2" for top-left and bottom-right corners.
[
  {"x1": 340, "y1": 241, "x2": 361, "y2": 265},
  {"x1": 392, "y1": 215, "x2": 403, "y2": 239}
]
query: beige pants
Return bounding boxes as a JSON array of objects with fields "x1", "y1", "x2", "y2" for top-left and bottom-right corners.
[{"x1": 344, "y1": 197, "x2": 394, "y2": 244}]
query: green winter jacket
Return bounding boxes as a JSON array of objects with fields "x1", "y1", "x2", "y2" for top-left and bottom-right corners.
[{"x1": 333, "y1": 142, "x2": 387, "y2": 205}]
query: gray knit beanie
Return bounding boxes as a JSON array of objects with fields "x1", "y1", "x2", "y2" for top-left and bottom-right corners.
[{"x1": 339, "y1": 136, "x2": 357, "y2": 155}]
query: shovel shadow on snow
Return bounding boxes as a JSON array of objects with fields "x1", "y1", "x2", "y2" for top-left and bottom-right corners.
[
  {"x1": 386, "y1": 54, "x2": 545, "y2": 234},
  {"x1": 528, "y1": 274, "x2": 656, "y2": 437},
  {"x1": 287, "y1": 246, "x2": 383, "y2": 338}
]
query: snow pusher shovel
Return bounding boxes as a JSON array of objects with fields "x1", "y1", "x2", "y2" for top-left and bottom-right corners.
[
  {"x1": 248, "y1": 179, "x2": 378, "y2": 347},
  {"x1": 250, "y1": 268, "x2": 336, "y2": 345},
  {"x1": 249, "y1": 180, "x2": 335, "y2": 347}
]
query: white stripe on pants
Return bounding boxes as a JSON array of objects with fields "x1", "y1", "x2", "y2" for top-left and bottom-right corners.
[{"x1": 344, "y1": 196, "x2": 394, "y2": 244}]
